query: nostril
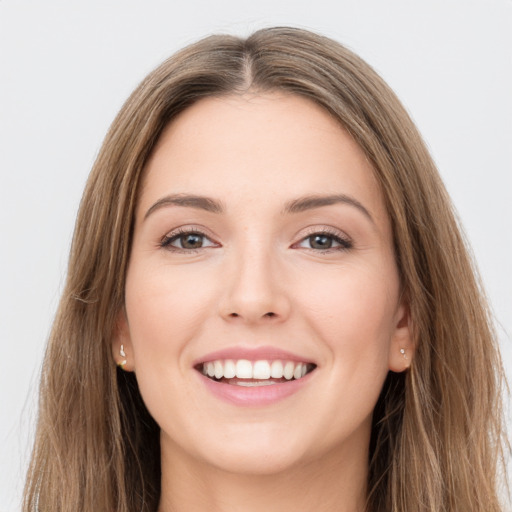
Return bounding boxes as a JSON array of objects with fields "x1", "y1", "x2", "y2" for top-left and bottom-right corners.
[{"x1": 224, "y1": 311, "x2": 279, "y2": 320}]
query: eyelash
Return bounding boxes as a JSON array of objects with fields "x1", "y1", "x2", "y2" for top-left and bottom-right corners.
[
  {"x1": 295, "y1": 228, "x2": 353, "y2": 253},
  {"x1": 160, "y1": 227, "x2": 353, "y2": 253},
  {"x1": 160, "y1": 227, "x2": 217, "y2": 253}
]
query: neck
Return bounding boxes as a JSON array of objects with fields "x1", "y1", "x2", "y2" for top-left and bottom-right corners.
[{"x1": 157, "y1": 435, "x2": 368, "y2": 512}]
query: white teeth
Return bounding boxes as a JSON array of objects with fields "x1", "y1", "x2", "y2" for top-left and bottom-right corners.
[
  {"x1": 235, "y1": 359, "x2": 253, "y2": 379},
  {"x1": 224, "y1": 359, "x2": 236, "y2": 379},
  {"x1": 283, "y1": 361, "x2": 295, "y2": 380},
  {"x1": 214, "y1": 360, "x2": 223, "y2": 379},
  {"x1": 253, "y1": 360, "x2": 271, "y2": 379},
  {"x1": 270, "y1": 360, "x2": 284, "y2": 378},
  {"x1": 235, "y1": 380, "x2": 277, "y2": 387},
  {"x1": 201, "y1": 359, "x2": 312, "y2": 382}
]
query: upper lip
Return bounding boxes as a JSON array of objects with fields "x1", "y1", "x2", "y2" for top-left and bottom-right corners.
[{"x1": 193, "y1": 345, "x2": 316, "y2": 366}]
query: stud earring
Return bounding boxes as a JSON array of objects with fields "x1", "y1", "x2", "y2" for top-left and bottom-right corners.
[
  {"x1": 400, "y1": 348, "x2": 408, "y2": 360},
  {"x1": 118, "y1": 344, "x2": 127, "y2": 369}
]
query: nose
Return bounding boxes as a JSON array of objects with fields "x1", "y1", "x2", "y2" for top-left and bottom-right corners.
[{"x1": 218, "y1": 247, "x2": 291, "y2": 324}]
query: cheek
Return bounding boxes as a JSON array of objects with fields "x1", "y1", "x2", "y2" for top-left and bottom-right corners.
[
  {"x1": 124, "y1": 263, "x2": 217, "y2": 361},
  {"x1": 123, "y1": 264, "x2": 216, "y2": 432},
  {"x1": 300, "y1": 264, "x2": 398, "y2": 422},
  {"x1": 297, "y1": 259, "x2": 399, "y2": 365},
  {"x1": 304, "y1": 256, "x2": 398, "y2": 320}
]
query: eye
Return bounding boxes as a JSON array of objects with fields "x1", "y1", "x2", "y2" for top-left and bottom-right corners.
[
  {"x1": 161, "y1": 230, "x2": 217, "y2": 251},
  {"x1": 296, "y1": 231, "x2": 352, "y2": 251}
]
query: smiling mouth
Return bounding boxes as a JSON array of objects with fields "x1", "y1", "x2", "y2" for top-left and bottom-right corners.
[{"x1": 196, "y1": 359, "x2": 316, "y2": 386}]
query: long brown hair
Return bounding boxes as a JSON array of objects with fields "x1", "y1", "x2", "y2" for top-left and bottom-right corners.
[{"x1": 23, "y1": 27, "x2": 508, "y2": 511}]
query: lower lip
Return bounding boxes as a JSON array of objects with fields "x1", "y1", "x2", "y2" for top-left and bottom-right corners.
[{"x1": 198, "y1": 372, "x2": 313, "y2": 406}]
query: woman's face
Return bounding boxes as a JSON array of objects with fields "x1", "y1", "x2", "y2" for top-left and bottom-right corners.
[{"x1": 116, "y1": 93, "x2": 411, "y2": 475}]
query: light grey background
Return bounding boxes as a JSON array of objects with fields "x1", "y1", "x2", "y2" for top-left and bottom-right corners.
[{"x1": 1, "y1": 1, "x2": 511, "y2": 510}]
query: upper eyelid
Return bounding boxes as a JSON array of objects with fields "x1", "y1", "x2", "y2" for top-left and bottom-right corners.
[
  {"x1": 296, "y1": 225, "x2": 351, "y2": 240},
  {"x1": 162, "y1": 225, "x2": 218, "y2": 240}
]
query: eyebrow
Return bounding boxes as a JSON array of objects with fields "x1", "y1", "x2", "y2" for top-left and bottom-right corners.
[
  {"x1": 144, "y1": 194, "x2": 224, "y2": 220},
  {"x1": 283, "y1": 194, "x2": 374, "y2": 223},
  {"x1": 144, "y1": 192, "x2": 374, "y2": 223}
]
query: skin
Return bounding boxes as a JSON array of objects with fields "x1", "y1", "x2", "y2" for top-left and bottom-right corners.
[{"x1": 114, "y1": 93, "x2": 413, "y2": 512}]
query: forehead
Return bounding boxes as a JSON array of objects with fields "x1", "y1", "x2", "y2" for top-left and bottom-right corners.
[{"x1": 140, "y1": 93, "x2": 387, "y2": 225}]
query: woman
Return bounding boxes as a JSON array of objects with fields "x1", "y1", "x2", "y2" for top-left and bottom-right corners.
[{"x1": 23, "y1": 27, "x2": 508, "y2": 511}]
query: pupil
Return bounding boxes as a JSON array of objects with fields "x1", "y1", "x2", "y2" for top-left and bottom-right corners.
[
  {"x1": 182, "y1": 234, "x2": 203, "y2": 249},
  {"x1": 310, "y1": 235, "x2": 332, "y2": 249}
]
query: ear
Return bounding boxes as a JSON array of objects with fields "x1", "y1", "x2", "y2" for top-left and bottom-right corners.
[
  {"x1": 388, "y1": 299, "x2": 414, "y2": 373},
  {"x1": 112, "y1": 309, "x2": 135, "y2": 372}
]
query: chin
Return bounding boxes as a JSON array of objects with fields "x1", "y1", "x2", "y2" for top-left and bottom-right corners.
[
  {"x1": 163, "y1": 421, "x2": 313, "y2": 476},
  {"x1": 202, "y1": 442, "x2": 309, "y2": 476}
]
